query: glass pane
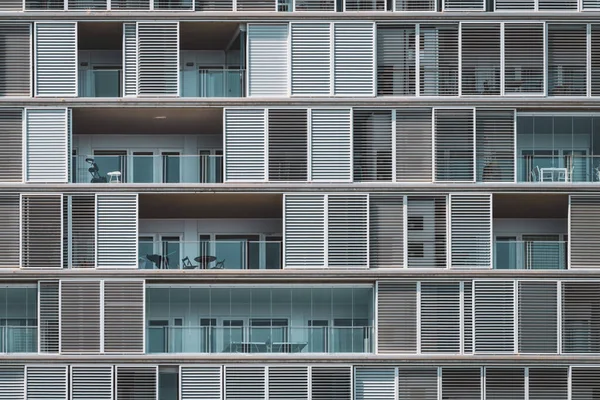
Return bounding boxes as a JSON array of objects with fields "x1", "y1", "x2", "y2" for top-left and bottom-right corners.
[
  {"x1": 226, "y1": 70, "x2": 242, "y2": 97},
  {"x1": 495, "y1": 239, "x2": 517, "y2": 269},
  {"x1": 94, "y1": 155, "x2": 124, "y2": 182},
  {"x1": 163, "y1": 239, "x2": 180, "y2": 269},
  {"x1": 139, "y1": 239, "x2": 155, "y2": 269},
  {"x1": 265, "y1": 242, "x2": 281, "y2": 269},
  {"x1": 163, "y1": 155, "x2": 180, "y2": 183},
  {"x1": 148, "y1": 326, "x2": 166, "y2": 353},
  {"x1": 222, "y1": 320, "x2": 243, "y2": 352},
  {"x1": 133, "y1": 155, "x2": 154, "y2": 183},
  {"x1": 248, "y1": 242, "x2": 260, "y2": 269},
  {"x1": 215, "y1": 241, "x2": 244, "y2": 269},
  {"x1": 94, "y1": 70, "x2": 121, "y2": 97}
]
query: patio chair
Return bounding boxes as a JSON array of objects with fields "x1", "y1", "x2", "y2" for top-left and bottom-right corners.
[
  {"x1": 211, "y1": 259, "x2": 225, "y2": 269},
  {"x1": 182, "y1": 256, "x2": 198, "y2": 269}
]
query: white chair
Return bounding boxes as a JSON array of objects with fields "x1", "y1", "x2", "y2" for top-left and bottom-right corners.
[{"x1": 107, "y1": 171, "x2": 122, "y2": 183}]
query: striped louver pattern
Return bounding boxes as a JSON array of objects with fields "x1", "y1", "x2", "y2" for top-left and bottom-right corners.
[
  {"x1": 68, "y1": 0, "x2": 108, "y2": 9},
  {"x1": 123, "y1": 23, "x2": 137, "y2": 97},
  {"x1": 21, "y1": 195, "x2": 62, "y2": 269},
  {"x1": 461, "y1": 23, "x2": 501, "y2": 96},
  {"x1": 224, "y1": 109, "x2": 266, "y2": 182},
  {"x1": 369, "y1": 194, "x2": 403, "y2": 268},
  {"x1": 420, "y1": 24, "x2": 459, "y2": 96},
  {"x1": 327, "y1": 195, "x2": 368, "y2": 268},
  {"x1": 269, "y1": 366, "x2": 308, "y2": 400},
  {"x1": 0, "y1": 24, "x2": 31, "y2": 96},
  {"x1": 529, "y1": 368, "x2": 568, "y2": 400},
  {"x1": 504, "y1": 23, "x2": 544, "y2": 95},
  {"x1": 67, "y1": 195, "x2": 96, "y2": 268},
  {"x1": 593, "y1": 25, "x2": 600, "y2": 96},
  {"x1": 353, "y1": 109, "x2": 392, "y2": 182},
  {"x1": 268, "y1": 109, "x2": 307, "y2": 181},
  {"x1": 485, "y1": 368, "x2": 525, "y2": 400},
  {"x1": 25, "y1": 0, "x2": 64, "y2": 9},
  {"x1": 60, "y1": 280, "x2": 101, "y2": 353},
  {"x1": 570, "y1": 196, "x2": 600, "y2": 268},
  {"x1": 312, "y1": 366, "x2": 351, "y2": 400},
  {"x1": 247, "y1": 24, "x2": 288, "y2": 97},
  {"x1": 284, "y1": 194, "x2": 325, "y2": 268},
  {"x1": 196, "y1": 0, "x2": 233, "y2": 10},
  {"x1": 0, "y1": 109, "x2": 23, "y2": 182},
  {"x1": 420, "y1": 282, "x2": 461, "y2": 353},
  {"x1": 181, "y1": 366, "x2": 222, "y2": 400},
  {"x1": 0, "y1": 195, "x2": 19, "y2": 267},
  {"x1": 434, "y1": 108, "x2": 475, "y2": 182},
  {"x1": 333, "y1": 23, "x2": 374, "y2": 96},
  {"x1": 236, "y1": 0, "x2": 275, "y2": 10},
  {"x1": 395, "y1": 0, "x2": 435, "y2": 9},
  {"x1": 225, "y1": 366, "x2": 265, "y2": 399},
  {"x1": 111, "y1": 0, "x2": 151, "y2": 9},
  {"x1": 584, "y1": 0, "x2": 600, "y2": 8},
  {"x1": 474, "y1": 281, "x2": 515, "y2": 352},
  {"x1": 0, "y1": 366, "x2": 24, "y2": 400},
  {"x1": 0, "y1": 0, "x2": 23, "y2": 10},
  {"x1": 71, "y1": 365, "x2": 113, "y2": 400},
  {"x1": 441, "y1": 368, "x2": 481, "y2": 399},
  {"x1": 354, "y1": 367, "x2": 395, "y2": 400},
  {"x1": 310, "y1": 108, "x2": 352, "y2": 182},
  {"x1": 345, "y1": 0, "x2": 385, "y2": 10},
  {"x1": 547, "y1": 24, "x2": 587, "y2": 97},
  {"x1": 39, "y1": 281, "x2": 59, "y2": 353},
  {"x1": 116, "y1": 366, "x2": 156, "y2": 400},
  {"x1": 443, "y1": 0, "x2": 484, "y2": 9},
  {"x1": 450, "y1": 194, "x2": 492, "y2": 269},
  {"x1": 35, "y1": 23, "x2": 77, "y2": 97},
  {"x1": 406, "y1": 196, "x2": 447, "y2": 268},
  {"x1": 539, "y1": 0, "x2": 577, "y2": 9},
  {"x1": 398, "y1": 368, "x2": 438, "y2": 400},
  {"x1": 291, "y1": 23, "x2": 331, "y2": 96},
  {"x1": 571, "y1": 368, "x2": 600, "y2": 400},
  {"x1": 137, "y1": 22, "x2": 179, "y2": 96},
  {"x1": 476, "y1": 109, "x2": 515, "y2": 182},
  {"x1": 562, "y1": 282, "x2": 600, "y2": 353},
  {"x1": 25, "y1": 108, "x2": 69, "y2": 183},
  {"x1": 495, "y1": 0, "x2": 535, "y2": 9},
  {"x1": 464, "y1": 281, "x2": 473, "y2": 353},
  {"x1": 295, "y1": 0, "x2": 335, "y2": 9},
  {"x1": 396, "y1": 108, "x2": 432, "y2": 182},
  {"x1": 377, "y1": 26, "x2": 416, "y2": 96},
  {"x1": 518, "y1": 281, "x2": 558, "y2": 353},
  {"x1": 96, "y1": 194, "x2": 138, "y2": 269},
  {"x1": 377, "y1": 281, "x2": 417, "y2": 353},
  {"x1": 104, "y1": 280, "x2": 145, "y2": 353},
  {"x1": 26, "y1": 366, "x2": 67, "y2": 400},
  {"x1": 153, "y1": 0, "x2": 193, "y2": 8}
]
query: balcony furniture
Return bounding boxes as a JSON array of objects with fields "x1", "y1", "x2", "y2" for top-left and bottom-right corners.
[
  {"x1": 540, "y1": 167, "x2": 567, "y2": 182},
  {"x1": 107, "y1": 171, "x2": 122, "y2": 183},
  {"x1": 224, "y1": 341, "x2": 307, "y2": 353},
  {"x1": 211, "y1": 259, "x2": 225, "y2": 269},
  {"x1": 147, "y1": 254, "x2": 169, "y2": 269},
  {"x1": 85, "y1": 158, "x2": 108, "y2": 183},
  {"x1": 181, "y1": 256, "x2": 199, "y2": 269},
  {"x1": 271, "y1": 342, "x2": 307, "y2": 353},
  {"x1": 194, "y1": 255, "x2": 217, "y2": 269}
]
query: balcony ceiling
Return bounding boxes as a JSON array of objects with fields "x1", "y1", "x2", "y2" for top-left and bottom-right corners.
[
  {"x1": 78, "y1": 22, "x2": 123, "y2": 50},
  {"x1": 493, "y1": 194, "x2": 568, "y2": 219},
  {"x1": 180, "y1": 22, "x2": 240, "y2": 51}
]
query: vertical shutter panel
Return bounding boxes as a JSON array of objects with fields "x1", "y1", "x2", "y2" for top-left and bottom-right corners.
[
  {"x1": 434, "y1": 109, "x2": 474, "y2": 182},
  {"x1": 495, "y1": 0, "x2": 534, "y2": 9},
  {"x1": 528, "y1": 368, "x2": 568, "y2": 400},
  {"x1": 461, "y1": 23, "x2": 501, "y2": 95},
  {"x1": 291, "y1": 23, "x2": 331, "y2": 96},
  {"x1": 224, "y1": 109, "x2": 266, "y2": 182},
  {"x1": 548, "y1": 24, "x2": 587, "y2": 97},
  {"x1": 376, "y1": 25, "x2": 415, "y2": 96},
  {"x1": 485, "y1": 368, "x2": 525, "y2": 400},
  {"x1": 0, "y1": 195, "x2": 19, "y2": 267},
  {"x1": 22, "y1": 195, "x2": 62, "y2": 269},
  {"x1": 396, "y1": 108, "x2": 432, "y2": 182},
  {"x1": 26, "y1": 366, "x2": 67, "y2": 400},
  {"x1": 116, "y1": 366, "x2": 156, "y2": 400},
  {"x1": 443, "y1": 0, "x2": 484, "y2": 9},
  {"x1": 311, "y1": 366, "x2": 351, "y2": 400},
  {"x1": 70, "y1": 195, "x2": 96, "y2": 268},
  {"x1": 39, "y1": 281, "x2": 59, "y2": 353},
  {"x1": 268, "y1": 109, "x2": 307, "y2": 181},
  {"x1": 269, "y1": 366, "x2": 308, "y2": 400},
  {"x1": 353, "y1": 109, "x2": 392, "y2": 182},
  {"x1": 97, "y1": 194, "x2": 138, "y2": 269},
  {"x1": 562, "y1": 282, "x2": 600, "y2": 353},
  {"x1": 225, "y1": 366, "x2": 265, "y2": 399},
  {"x1": 104, "y1": 280, "x2": 145, "y2": 353},
  {"x1": 60, "y1": 280, "x2": 101, "y2": 353},
  {"x1": 284, "y1": 194, "x2": 325, "y2": 268},
  {"x1": 476, "y1": 109, "x2": 515, "y2": 182},
  {"x1": 518, "y1": 281, "x2": 558, "y2": 353},
  {"x1": 593, "y1": 24, "x2": 600, "y2": 96},
  {"x1": 420, "y1": 282, "x2": 461, "y2": 353},
  {"x1": 571, "y1": 368, "x2": 600, "y2": 400},
  {"x1": 181, "y1": 366, "x2": 222, "y2": 400},
  {"x1": 35, "y1": 23, "x2": 77, "y2": 97},
  {"x1": 406, "y1": 196, "x2": 447, "y2": 268},
  {"x1": 377, "y1": 281, "x2": 417, "y2": 353},
  {"x1": 71, "y1": 365, "x2": 113, "y2": 400},
  {"x1": 310, "y1": 108, "x2": 352, "y2": 181},
  {"x1": 474, "y1": 281, "x2": 515, "y2": 352},
  {"x1": 354, "y1": 367, "x2": 395, "y2": 400},
  {"x1": 504, "y1": 23, "x2": 544, "y2": 95},
  {"x1": 327, "y1": 194, "x2": 368, "y2": 268},
  {"x1": 398, "y1": 368, "x2": 438, "y2": 400},
  {"x1": 0, "y1": 109, "x2": 23, "y2": 182},
  {"x1": 112, "y1": 0, "x2": 151, "y2": 8},
  {"x1": 570, "y1": 196, "x2": 600, "y2": 268},
  {"x1": 137, "y1": 22, "x2": 179, "y2": 96},
  {"x1": 248, "y1": 24, "x2": 288, "y2": 97},
  {"x1": 123, "y1": 23, "x2": 137, "y2": 97},
  {"x1": 539, "y1": 0, "x2": 577, "y2": 9},
  {"x1": 441, "y1": 368, "x2": 481, "y2": 399},
  {"x1": 450, "y1": 194, "x2": 492, "y2": 269},
  {"x1": 0, "y1": 24, "x2": 31, "y2": 96},
  {"x1": 25, "y1": 108, "x2": 68, "y2": 183},
  {"x1": 463, "y1": 281, "x2": 473, "y2": 353},
  {"x1": 420, "y1": 24, "x2": 459, "y2": 96},
  {"x1": 333, "y1": 23, "x2": 374, "y2": 96},
  {"x1": 369, "y1": 194, "x2": 403, "y2": 268},
  {"x1": 0, "y1": 366, "x2": 24, "y2": 400}
]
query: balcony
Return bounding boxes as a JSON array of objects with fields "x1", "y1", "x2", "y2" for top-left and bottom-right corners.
[
  {"x1": 78, "y1": 69, "x2": 123, "y2": 98},
  {"x1": 494, "y1": 240, "x2": 567, "y2": 270},
  {"x1": 181, "y1": 69, "x2": 245, "y2": 98},
  {"x1": 0, "y1": 327, "x2": 37, "y2": 353},
  {"x1": 517, "y1": 155, "x2": 600, "y2": 183}
]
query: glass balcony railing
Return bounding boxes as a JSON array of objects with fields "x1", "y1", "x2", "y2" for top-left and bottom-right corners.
[
  {"x1": 138, "y1": 240, "x2": 283, "y2": 270},
  {"x1": 78, "y1": 69, "x2": 123, "y2": 98},
  {"x1": 494, "y1": 240, "x2": 567, "y2": 270},
  {"x1": 0, "y1": 326, "x2": 37, "y2": 353},
  {"x1": 180, "y1": 69, "x2": 245, "y2": 98},
  {"x1": 72, "y1": 155, "x2": 223, "y2": 184},
  {"x1": 146, "y1": 326, "x2": 373, "y2": 354},
  {"x1": 517, "y1": 155, "x2": 600, "y2": 183}
]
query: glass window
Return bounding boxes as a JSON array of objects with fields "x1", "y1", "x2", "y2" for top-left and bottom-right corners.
[
  {"x1": 161, "y1": 236, "x2": 181, "y2": 270},
  {"x1": 162, "y1": 152, "x2": 181, "y2": 183},
  {"x1": 132, "y1": 152, "x2": 154, "y2": 183},
  {"x1": 139, "y1": 237, "x2": 155, "y2": 269},
  {"x1": 93, "y1": 150, "x2": 126, "y2": 183}
]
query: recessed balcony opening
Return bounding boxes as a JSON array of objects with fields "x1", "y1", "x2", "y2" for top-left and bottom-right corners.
[
  {"x1": 71, "y1": 107, "x2": 223, "y2": 184},
  {"x1": 493, "y1": 194, "x2": 568, "y2": 270},
  {"x1": 138, "y1": 193, "x2": 282, "y2": 270},
  {"x1": 0, "y1": 285, "x2": 37, "y2": 354}
]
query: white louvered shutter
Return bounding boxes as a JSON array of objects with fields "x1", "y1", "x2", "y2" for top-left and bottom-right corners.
[
  {"x1": 562, "y1": 282, "x2": 600, "y2": 353},
  {"x1": 327, "y1": 194, "x2": 368, "y2": 268},
  {"x1": 528, "y1": 368, "x2": 568, "y2": 400},
  {"x1": 35, "y1": 22, "x2": 77, "y2": 97},
  {"x1": 284, "y1": 194, "x2": 325, "y2": 268},
  {"x1": 25, "y1": 108, "x2": 69, "y2": 183},
  {"x1": 269, "y1": 366, "x2": 308, "y2": 400},
  {"x1": 96, "y1": 194, "x2": 138, "y2": 269},
  {"x1": 291, "y1": 23, "x2": 331, "y2": 96},
  {"x1": 39, "y1": 281, "x2": 59, "y2": 353},
  {"x1": 355, "y1": 367, "x2": 395, "y2": 400},
  {"x1": 495, "y1": 0, "x2": 534, "y2": 9},
  {"x1": 196, "y1": 0, "x2": 233, "y2": 10},
  {"x1": 0, "y1": 24, "x2": 31, "y2": 97},
  {"x1": 420, "y1": 282, "x2": 461, "y2": 353},
  {"x1": 504, "y1": 23, "x2": 544, "y2": 95},
  {"x1": 398, "y1": 368, "x2": 438, "y2": 400},
  {"x1": 310, "y1": 108, "x2": 352, "y2": 182},
  {"x1": 247, "y1": 24, "x2": 288, "y2": 97},
  {"x1": 60, "y1": 280, "x2": 101, "y2": 353},
  {"x1": 377, "y1": 281, "x2": 417, "y2": 353},
  {"x1": 539, "y1": 0, "x2": 577, "y2": 9},
  {"x1": 111, "y1": 0, "x2": 151, "y2": 9},
  {"x1": 584, "y1": 0, "x2": 600, "y2": 8},
  {"x1": 441, "y1": 368, "x2": 481, "y2": 400},
  {"x1": 312, "y1": 367, "x2": 351, "y2": 400},
  {"x1": 71, "y1": 366, "x2": 113, "y2": 400},
  {"x1": 406, "y1": 195, "x2": 447, "y2": 268},
  {"x1": 592, "y1": 25, "x2": 600, "y2": 96},
  {"x1": 353, "y1": 109, "x2": 392, "y2": 182},
  {"x1": 570, "y1": 368, "x2": 600, "y2": 400},
  {"x1": 0, "y1": 366, "x2": 24, "y2": 400},
  {"x1": 116, "y1": 366, "x2": 157, "y2": 400},
  {"x1": 224, "y1": 108, "x2": 266, "y2": 182},
  {"x1": 450, "y1": 194, "x2": 492, "y2": 269},
  {"x1": 396, "y1": 108, "x2": 433, "y2": 182},
  {"x1": 225, "y1": 366, "x2": 265, "y2": 399},
  {"x1": 434, "y1": 108, "x2": 475, "y2": 182},
  {"x1": 333, "y1": 23, "x2": 374, "y2": 96},
  {"x1": 461, "y1": 23, "x2": 501, "y2": 96},
  {"x1": 68, "y1": 0, "x2": 108, "y2": 9},
  {"x1": 0, "y1": 195, "x2": 19, "y2": 267},
  {"x1": 123, "y1": 23, "x2": 137, "y2": 97},
  {"x1": 369, "y1": 194, "x2": 403, "y2": 268},
  {"x1": 104, "y1": 280, "x2": 145, "y2": 353},
  {"x1": 21, "y1": 195, "x2": 62, "y2": 269},
  {"x1": 443, "y1": 0, "x2": 484, "y2": 9},
  {"x1": 485, "y1": 368, "x2": 525, "y2": 400},
  {"x1": 476, "y1": 109, "x2": 515, "y2": 182},
  {"x1": 0, "y1": 109, "x2": 23, "y2": 182},
  {"x1": 268, "y1": 109, "x2": 308, "y2": 181},
  {"x1": 295, "y1": 0, "x2": 335, "y2": 9},
  {"x1": 137, "y1": 22, "x2": 179, "y2": 96},
  {"x1": 181, "y1": 366, "x2": 222, "y2": 400},
  {"x1": 474, "y1": 280, "x2": 515, "y2": 353},
  {"x1": 0, "y1": 0, "x2": 22, "y2": 10},
  {"x1": 420, "y1": 24, "x2": 459, "y2": 96},
  {"x1": 569, "y1": 196, "x2": 600, "y2": 268},
  {"x1": 547, "y1": 24, "x2": 587, "y2": 97},
  {"x1": 26, "y1": 366, "x2": 67, "y2": 400},
  {"x1": 376, "y1": 25, "x2": 416, "y2": 96},
  {"x1": 518, "y1": 281, "x2": 558, "y2": 353}
]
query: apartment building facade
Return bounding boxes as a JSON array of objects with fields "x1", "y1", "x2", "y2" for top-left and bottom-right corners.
[{"x1": 2, "y1": 0, "x2": 600, "y2": 399}]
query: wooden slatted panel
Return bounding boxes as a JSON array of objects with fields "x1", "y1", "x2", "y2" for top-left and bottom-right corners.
[
  {"x1": 104, "y1": 280, "x2": 144, "y2": 353},
  {"x1": 26, "y1": 366, "x2": 67, "y2": 400},
  {"x1": 35, "y1": 23, "x2": 77, "y2": 96},
  {"x1": 25, "y1": 108, "x2": 68, "y2": 183},
  {"x1": 225, "y1": 366, "x2": 265, "y2": 399},
  {"x1": 420, "y1": 282, "x2": 460, "y2": 353},
  {"x1": 495, "y1": 0, "x2": 534, "y2": 9},
  {"x1": 518, "y1": 281, "x2": 558, "y2": 353},
  {"x1": 395, "y1": 0, "x2": 435, "y2": 10},
  {"x1": 354, "y1": 367, "x2": 395, "y2": 400},
  {"x1": 181, "y1": 366, "x2": 222, "y2": 400},
  {"x1": 0, "y1": 24, "x2": 31, "y2": 96},
  {"x1": 310, "y1": 108, "x2": 352, "y2": 182},
  {"x1": 377, "y1": 281, "x2": 417, "y2": 353},
  {"x1": 269, "y1": 366, "x2": 308, "y2": 400},
  {"x1": 334, "y1": 23, "x2": 374, "y2": 96},
  {"x1": 311, "y1": 366, "x2": 351, "y2": 400},
  {"x1": 268, "y1": 109, "x2": 307, "y2": 182},
  {"x1": 123, "y1": 23, "x2": 137, "y2": 97},
  {"x1": 420, "y1": 24, "x2": 459, "y2": 96},
  {"x1": 434, "y1": 108, "x2": 474, "y2": 182},
  {"x1": 476, "y1": 109, "x2": 515, "y2": 182},
  {"x1": 196, "y1": 0, "x2": 233, "y2": 9},
  {"x1": 353, "y1": 109, "x2": 392, "y2": 182},
  {"x1": 369, "y1": 194, "x2": 403, "y2": 268},
  {"x1": 474, "y1": 281, "x2": 515, "y2": 353},
  {"x1": 396, "y1": 108, "x2": 432, "y2": 182},
  {"x1": 441, "y1": 368, "x2": 481, "y2": 399},
  {"x1": 116, "y1": 366, "x2": 156, "y2": 400},
  {"x1": 406, "y1": 196, "x2": 447, "y2": 268},
  {"x1": 291, "y1": 23, "x2": 331, "y2": 96},
  {"x1": 70, "y1": 195, "x2": 96, "y2": 268},
  {"x1": 71, "y1": 365, "x2": 113, "y2": 400},
  {"x1": 284, "y1": 194, "x2": 325, "y2": 268},
  {"x1": 376, "y1": 25, "x2": 415, "y2": 96},
  {"x1": 22, "y1": 195, "x2": 62, "y2": 269},
  {"x1": 570, "y1": 196, "x2": 600, "y2": 268},
  {"x1": 450, "y1": 194, "x2": 492, "y2": 269},
  {"x1": 247, "y1": 24, "x2": 288, "y2": 97},
  {"x1": 328, "y1": 194, "x2": 368, "y2": 268},
  {"x1": 97, "y1": 194, "x2": 138, "y2": 269},
  {"x1": 0, "y1": 195, "x2": 19, "y2": 267},
  {"x1": 0, "y1": 109, "x2": 23, "y2": 182},
  {"x1": 572, "y1": 368, "x2": 600, "y2": 400},
  {"x1": 562, "y1": 282, "x2": 600, "y2": 353},
  {"x1": 444, "y1": 0, "x2": 484, "y2": 9},
  {"x1": 0, "y1": 366, "x2": 24, "y2": 400},
  {"x1": 111, "y1": 0, "x2": 150, "y2": 8},
  {"x1": 137, "y1": 22, "x2": 179, "y2": 96},
  {"x1": 461, "y1": 23, "x2": 501, "y2": 96},
  {"x1": 539, "y1": 0, "x2": 577, "y2": 9},
  {"x1": 224, "y1": 109, "x2": 266, "y2": 182},
  {"x1": 504, "y1": 23, "x2": 544, "y2": 95},
  {"x1": 528, "y1": 368, "x2": 568, "y2": 400},
  {"x1": 236, "y1": 0, "x2": 275, "y2": 10},
  {"x1": 547, "y1": 24, "x2": 587, "y2": 97},
  {"x1": 60, "y1": 280, "x2": 101, "y2": 353},
  {"x1": 39, "y1": 281, "x2": 59, "y2": 353},
  {"x1": 398, "y1": 368, "x2": 438, "y2": 400},
  {"x1": 486, "y1": 368, "x2": 525, "y2": 400}
]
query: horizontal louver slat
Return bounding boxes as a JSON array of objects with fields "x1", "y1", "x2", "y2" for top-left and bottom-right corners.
[
  {"x1": 39, "y1": 281, "x2": 59, "y2": 353},
  {"x1": 444, "y1": 0, "x2": 484, "y2": 9},
  {"x1": 345, "y1": 0, "x2": 385, "y2": 10},
  {"x1": 248, "y1": 25, "x2": 288, "y2": 97},
  {"x1": 474, "y1": 281, "x2": 515, "y2": 352},
  {"x1": 104, "y1": 280, "x2": 145, "y2": 353},
  {"x1": 310, "y1": 108, "x2": 352, "y2": 181},
  {"x1": 225, "y1": 366, "x2": 265, "y2": 399},
  {"x1": 0, "y1": 109, "x2": 23, "y2": 182},
  {"x1": 328, "y1": 195, "x2": 368, "y2": 268},
  {"x1": 96, "y1": 194, "x2": 138, "y2": 269},
  {"x1": 312, "y1": 366, "x2": 351, "y2": 400},
  {"x1": 396, "y1": 0, "x2": 435, "y2": 10},
  {"x1": 353, "y1": 109, "x2": 392, "y2": 182},
  {"x1": 0, "y1": 0, "x2": 22, "y2": 10},
  {"x1": 406, "y1": 196, "x2": 447, "y2": 268},
  {"x1": 333, "y1": 23, "x2": 374, "y2": 96},
  {"x1": 571, "y1": 367, "x2": 600, "y2": 400},
  {"x1": 485, "y1": 368, "x2": 525, "y2": 400},
  {"x1": 60, "y1": 280, "x2": 101, "y2": 353},
  {"x1": 504, "y1": 23, "x2": 544, "y2": 95},
  {"x1": 570, "y1": 196, "x2": 600, "y2": 268},
  {"x1": 25, "y1": 108, "x2": 68, "y2": 183},
  {"x1": 369, "y1": 194, "x2": 403, "y2": 268},
  {"x1": 420, "y1": 282, "x2": 461, "y2": 353},
  {"x1": 284, "y1": 194, "x2": 325, "y2": 268},
  {"x1": 528, "y1": 368, "x2": 568, "y2": 400},
  {"x1": 68, "y1": 0, "x2": 107, "y2": 8},
  {"x1": 450, "y1": 194, "x2": 492, "y2": 268},
  {"x1": 377, "y1": 282, "x2": 417, "y2": 353},
  {"x1": 22, "y1": 195, "x2": 62, "y2": 269},
  {"x1": 562, "y1": 282, "x2": 600, "y2": 353},
  {"x1": 116, "y1": 366, "x2": 156, "y2": 400},
  {"x1": 196, "y1": 0, "x2": 233, "y2": 9},
  {"x1": 137, "y1": 22, "x2": 179, "y2": 96},
  {"x1": 268, "y1": 109, "x2": 307, "y2": 182},
  {"x1": 584, "y1": 0, "x2": 600, "y2": 8},
  {"x1": 295, "y1": 0, "x2": 335, "y2": 10},
  {"x1": 111, "y1": 0, "x2": 150, "y2": 8},
  {"x1": 495, "y1": 0, "x2": 535, "y2": 9},
  {"x1": 0, "y1": 24, "x2": 31, "y2": 96},
  {"x1": 434, "y1": 108, "x2": 474, "y2": 182},
  {"x1": 35, "y1": 23, "x2": 77, "y2": 96},
  {"x1": 70, "y1": 195, "x2": 96, "y2": 268},
  {"x1": 548, "y1": 24, "x2": 587, "y2": 97},
  {"x1": 0, "y1": 195, "x2": 19, "y2": 267},
  {"x1": 291, "y1": 23, "x2": 331, "y2": 96},
  {"x1": 26, "y1": 366, "x2": 67, "y2": 400},
  {"x1": 269, "y1": 366, "x2": 308, "y2": 400},
  {"x1": 181, "y1": 366, "x2": 221, "y2": 400},
  {"x1": 420, "y1": 24, "x2": 459, "y2": 96},
  {"x1": 396, "y1": 108, "x2": 432, "y2": 182},
  {"x1": 224, "y1": 109, "x2": 266, "y2": 182},
  {"x1": 441, "y1": 368, "x2": 481, "y2": 399},
  {"x1": 476, "y1": 109, "x2": 515, "y2": 182},
  {"x1": 398, "y1": 368, "x2": 438, "y2": 400},
  {"x1": 236, "y1": 0, "x2": 275, "y2": 9},
  {"x1": 539, "y1": 0, "x2": 577, "y2": 9},
  {"x1": 464, "y1": 281, "x2": 473, "y2": 353},
  {"x1": 0, "y1": 366, "x2": 24, "y2": 400},
  {"x1": 355, "y1": 367, "x2": 395, "y2": 400},
  {"x1": 71, "y1": 365, "x2": 112, "y2": 400},
  {"x1": 518, "y1": 281, "x2": 558, "y2": 353},
  {"x1": 461, "y1": 23, "x2": 501, "y2": 96},
  {"x1": 123, "y1": 23, "x2": 137, "y2": 97}
]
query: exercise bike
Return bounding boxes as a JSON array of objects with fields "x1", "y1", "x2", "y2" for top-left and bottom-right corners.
[{"x1": 85, "y1": 158, "x2": 108, "y2": 183}]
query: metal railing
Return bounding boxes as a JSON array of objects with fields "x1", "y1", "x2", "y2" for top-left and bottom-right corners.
[
  {"x1": 494, "y1": 240, "x2": 567, "y2": 270},
  {"x1": 78, "y1": 69, "x2": 123, "y2": 97},
  {"x1": 0, "y1": 326, "x2": 37, "y2": 353},
  {"x1": 517, "y1": 155, "x2": 600, "y2": 183},
  {"x1": 180, "y1": 69, "x2": 245, "y2": 98},
  {"x1": 147, "y1": 326, "x2": 373, "y2": 354}
]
